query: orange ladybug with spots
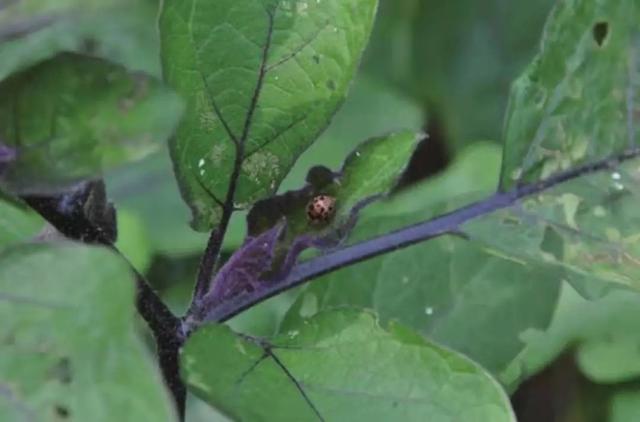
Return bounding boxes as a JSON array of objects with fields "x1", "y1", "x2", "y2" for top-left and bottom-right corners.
[{"x1": 306, "y1": 195, "x2": 336, "y2": 223}]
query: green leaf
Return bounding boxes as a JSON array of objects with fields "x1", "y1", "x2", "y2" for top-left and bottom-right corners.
[
  {"x1": 247, "y1": 130, "x2": 421, "y2": 241},
  {"x1": 610, "y1": 389, "x2": 640, "y2": 422},
  {"x1": 460, "y1": 0, "x2": 640, "y2": 293},
  {"x1": 500, "y1": 283, "x2": 640, "y2": 390},
  {"x1": 0, "y1": 199, "x2": 43, "y2": 250},
  {"x1": 0, "y1": 53, "x2": 183, "y2": 194},
  {"x1": 159, "y1": 0, "x2": 378, "y2": 230},
  {"x1": 465, "y1": 155, "x2": 640, "y2": 292},
  {"x1": 499, "y1": 0, "x2": 639, "y2": 188},
  {"x1": 0, "y1": 0, "x2": 163, "y2": 80},
  {"x1": 577, "y1": 335, "x2": 640, "y2": 384},
  {"x1": 0, "y1": 243, "x2": 176, "y2": 420},
  {"x1": 283, "y1": 223, "x2": 561, "y2": 379},
  {"x1": 182, "y1": 310, "x2": 515, "y2": 421}
]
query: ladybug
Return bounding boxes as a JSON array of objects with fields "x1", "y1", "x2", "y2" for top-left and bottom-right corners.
[{"x1": 306, "y1": 195, "x2": 336, "y2": 223}]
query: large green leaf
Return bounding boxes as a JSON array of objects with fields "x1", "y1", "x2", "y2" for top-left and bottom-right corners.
[
  {"x1": 283, "y1": 222, "x2": 560, "y2": 379},
  {"x1": 499, "y1": 0, "x2": 639, "y2": 188},
  {"x1": 0, "y1": 243, "x2": 176, "y2": 420},
  {"x1": 0, "y1": 199, "x2": 43, "y2": 250},
  {"x1": 182, "y1": 310, "x2": 515, "y2": 421},
  {"x1": 159, "y1": 0, "x2": 378, "y2": 230},
  {"x1": 0, "y1": 53, "x2": 183, "y2": 194},
  {"x1": 0, "y1": 0, "x2": 162, "y2": 80}
]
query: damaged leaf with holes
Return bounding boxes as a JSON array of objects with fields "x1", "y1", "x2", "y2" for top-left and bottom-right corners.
[
  {"x1": 0, "y1": 244, "x2": 175, "y2": 421},
  {"x1": 247, "y1": 130, "x2": 421, "y2": 253},
  {"x1": 466, "y1": 155, "x2": 640, "y2": 292},
  {"x1": 0, "y1": 53, "x2": 183, "y2": 195},
  {"x1": 182, "y1": 310, "x2": 516, "y2": 422},
  {"x1": 159, "y1": 0, "x2": 378, "y2": 230},
  {"x1": 464, "y1": 0, "x2": 640, "y2": 293},
  {"x1": 190, "y1": 129, "x2": 420, "y2": 323},
  {"x1": 500, "y1": 0, "x2": 639, "y2": 189}
]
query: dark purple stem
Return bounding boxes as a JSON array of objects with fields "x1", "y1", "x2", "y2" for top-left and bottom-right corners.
[
  {"x1": 23, "y1": 192, "x2": 186, "y2": 419},
  {"x1": 190, "y1": 8, "x2": 276, "y2": 310},
  {"x1": 199, "y1": 146, "x2": 640, "y2": 324}
]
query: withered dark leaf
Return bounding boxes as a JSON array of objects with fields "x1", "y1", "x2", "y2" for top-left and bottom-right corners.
[{"x1": 202, "y1": 222, "x2": 286, "y2": 308}]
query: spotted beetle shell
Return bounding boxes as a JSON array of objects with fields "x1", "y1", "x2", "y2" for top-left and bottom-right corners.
[{"x1": 306, "y1": 195, "x2": 336, "y2": 223}]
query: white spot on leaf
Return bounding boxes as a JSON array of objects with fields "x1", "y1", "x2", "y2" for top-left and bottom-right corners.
[
  {"x1": 242, "y1": 152, "x2": 279, "y2": 183},
  {"x1": 288, "y1": 330, "x2": 299, "y2": 339}
]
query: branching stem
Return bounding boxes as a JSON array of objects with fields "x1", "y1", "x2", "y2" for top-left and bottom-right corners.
[
  {"x1": 24, "y1": 193, "x2": 186, "y2": 419},
  {"x1": 190, "y1": 8, "x2": 276, "y2": 310},
  {"x1": 199, "y1": 146, "x2": 640, "y2": 324}
]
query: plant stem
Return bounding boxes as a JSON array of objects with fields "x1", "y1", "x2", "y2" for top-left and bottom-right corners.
[
  {"x1": 24, "y1": 189, "x2": 186, "y2": 419},
  {"x1": 201, "y1": 146, "x2": 640, "y2": 324},
  {"x1": 190, "y1": 9, "x2": 275, "y2": 310},
  {"x1": 191, "y1": 213, "x2": 232, "y2": 306}
]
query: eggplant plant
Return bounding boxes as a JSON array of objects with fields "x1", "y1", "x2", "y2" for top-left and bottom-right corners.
[{"x1": 1, "y1": 0, "x2": 639, "y2": 421}]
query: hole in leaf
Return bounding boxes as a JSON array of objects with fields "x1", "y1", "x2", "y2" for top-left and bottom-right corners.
[
  {"x1": 48, "y1": 357, "x2": 72, "y2": 384},
  {"x1": 55, "y1": 405, "x2": 70, "y2": 419},
  {"x1": 593, "y1": 21, "x2": 609, "y2": 46}
]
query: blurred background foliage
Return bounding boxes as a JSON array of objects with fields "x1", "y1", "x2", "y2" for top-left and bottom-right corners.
[{"x1": 6, "y1": 0, "x2": 640, "y2": 420}]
